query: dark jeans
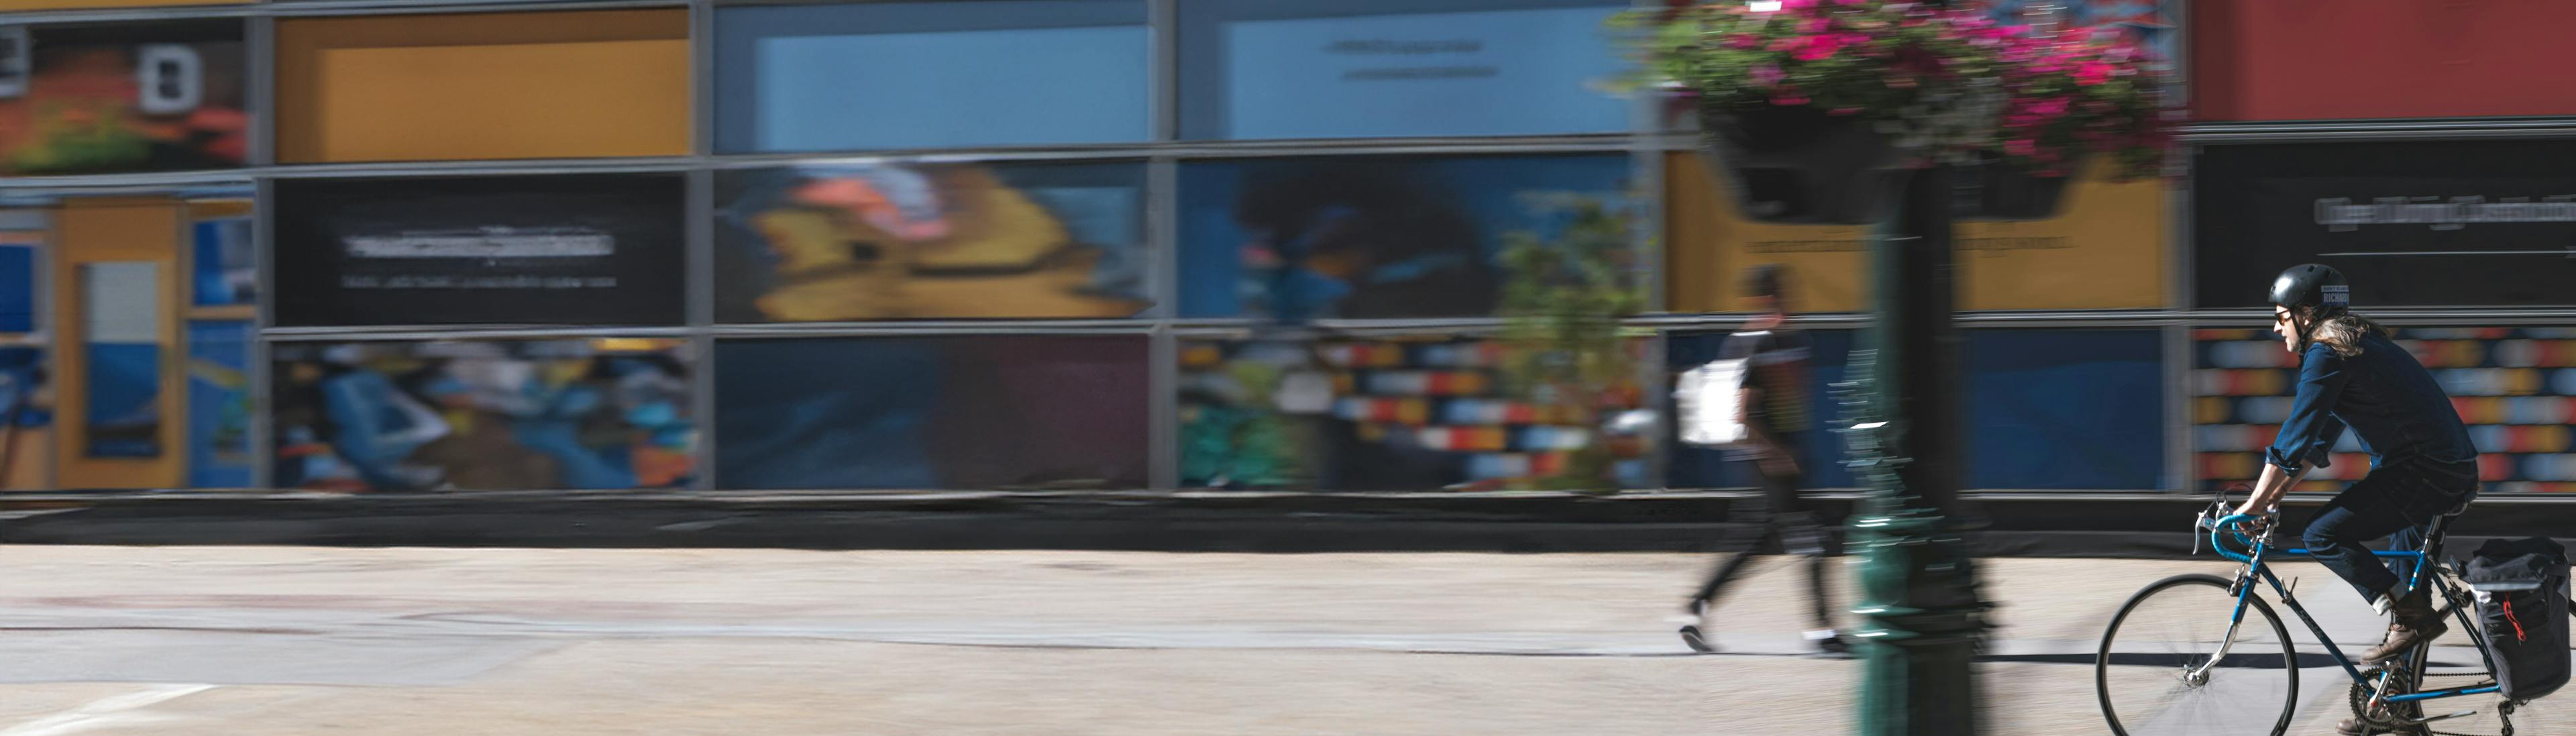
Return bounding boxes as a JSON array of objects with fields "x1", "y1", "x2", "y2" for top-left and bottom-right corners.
[
  {"x1": 2301, "y1": 460, "x2": 2478, "y2": 604},
  {"x1": 1690, "y1": 461, "x2": 1835, "y2": 631}
]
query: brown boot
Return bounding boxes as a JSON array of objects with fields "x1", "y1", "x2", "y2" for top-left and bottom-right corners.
[{"x1": 2358, "y1": 588, "x2": 2447, "y2": 663}]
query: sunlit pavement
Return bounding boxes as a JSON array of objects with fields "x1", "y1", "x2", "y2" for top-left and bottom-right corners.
[{"x1": 0, "y1": 547, "x2": 2564, "y2": 735}]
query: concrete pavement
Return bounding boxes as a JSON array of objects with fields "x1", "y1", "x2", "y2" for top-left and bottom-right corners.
[{"x1": 0, "y1": 547, "x2": 2565, "y2": 735}]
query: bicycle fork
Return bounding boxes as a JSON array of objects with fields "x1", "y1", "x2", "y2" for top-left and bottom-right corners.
[{"x1": 2184, "y1": 568, "x2": 2260, "y2": 685}]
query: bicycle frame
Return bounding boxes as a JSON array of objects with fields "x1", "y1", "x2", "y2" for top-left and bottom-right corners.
[{"x1": 2207, "y1": 513, "x2": 2507, "y2": 705}]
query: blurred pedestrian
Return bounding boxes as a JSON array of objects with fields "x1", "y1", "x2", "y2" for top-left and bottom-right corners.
[{"x1": 1676, "y1": 264, "x2": 1848, "y2": 656}]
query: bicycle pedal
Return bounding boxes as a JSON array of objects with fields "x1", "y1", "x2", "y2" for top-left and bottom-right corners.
[{"x1": 2397, "y1": 710, "x2": 2477, "y2": 726}]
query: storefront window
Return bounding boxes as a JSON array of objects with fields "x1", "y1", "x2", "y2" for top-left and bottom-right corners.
[
  {"x1": 714, "y1": 161, "x2": 1149, "y2": 322},
  {"x1": 0, "y1": 19, "x2": 247, "y2": 177},
  {"x1": 1669, "y1": 329, "x2": 2165, "y2": 490},
  {"x1": 1177, "y1": 0, "x2": 1629, "y2": 140},
  {"x1": 271, "y1": 174, "x2": 686, "y2": 327},
  {"x1": 272, "y1": 338, "x2": 697, "y2": 492},
  {"x1": 1177, "y1": 153, "x2": 1631, "y2": 320},
  {"x1": 716, "y1": 0, "x2": 1148, "y2": 153},
  {"x1": 715, "y1": 335, "x2": 1148, "y2": 490}
]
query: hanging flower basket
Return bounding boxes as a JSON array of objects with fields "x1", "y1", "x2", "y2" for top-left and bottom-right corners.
[
  {"x1": 1954, "y1": 153, "x2": 2078, "y2": 221},
  {"x1": 1614, "y1": 1, "x2": 2174, "y2": 223},
  {"x1": 1613, "y1": 1, "x2": 2013, "y2": 224},
  {"x1": 1697, "y1": 103, "x2": 1910, "y2": 225}
]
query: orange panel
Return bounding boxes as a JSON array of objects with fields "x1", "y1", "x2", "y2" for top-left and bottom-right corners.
[
  {"x1": 50, "y1": 200, "x2": 184, "y2": 490},
  {"x1": 276, "y1": 11, "x2": 690, "y2": 163},
  {"x1": 0, "y1": 0, "x2": 243, "y2": 10}
]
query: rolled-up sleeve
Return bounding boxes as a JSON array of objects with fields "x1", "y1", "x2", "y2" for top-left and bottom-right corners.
[{"x1": 2267, "y1": 346, "x2": 2351, "y2": 472}]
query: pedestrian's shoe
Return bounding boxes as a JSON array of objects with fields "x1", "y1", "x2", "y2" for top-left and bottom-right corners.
[
  {"x1": 2359, "y1": 588, "x2": 2448, "y2": 664},
  {"x1": 2336, "y1": 716, "x2": 2379, "y2": 735},
  {"x1": 1812, "y1": 634, "x2": 1853, "y2": 657},
  {"x1": 1678, "y1": 625, "x2": 1717, "y2": 654}
]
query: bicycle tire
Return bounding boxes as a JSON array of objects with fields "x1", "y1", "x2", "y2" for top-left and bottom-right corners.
[{"x1": 2097, "y1": 573, "x2": 2302, "y2": 736}]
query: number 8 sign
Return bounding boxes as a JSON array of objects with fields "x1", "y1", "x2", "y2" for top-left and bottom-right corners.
[{"x1": 135, "y1": 43, "x2": 203, "y2": 115}]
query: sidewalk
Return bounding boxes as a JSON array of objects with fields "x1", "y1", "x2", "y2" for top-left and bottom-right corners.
[{"x1": 1, "y1": 546, "x2": 2563, "y2": 734}]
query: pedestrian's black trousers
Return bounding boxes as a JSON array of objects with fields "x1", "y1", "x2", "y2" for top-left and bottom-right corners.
[{"x1": 1689, "y1": 464, "x2": 1835, "y2": 631}]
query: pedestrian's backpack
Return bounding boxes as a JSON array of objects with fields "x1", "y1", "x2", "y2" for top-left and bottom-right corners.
[
  {"x1": 2463, "y1": 536, "x2": 2571, "y2": 701},
  {"x1": 1674, "y1": 358, "x2": 1747, "y2": 448}
]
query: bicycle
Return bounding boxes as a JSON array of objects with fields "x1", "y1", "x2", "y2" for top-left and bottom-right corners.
[{"x1": 2094, "y1": 488, "x2": 2529, "y2": 736}]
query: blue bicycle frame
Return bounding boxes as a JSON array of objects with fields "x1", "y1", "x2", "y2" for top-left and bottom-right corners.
[{"x1": 2208, "y1": 513, "x2": 2505, "y2": 704}]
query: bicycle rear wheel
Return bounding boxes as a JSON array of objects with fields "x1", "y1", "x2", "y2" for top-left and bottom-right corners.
[{"x1": 2097, "y1": 574, "x2": 2302, "y2": 736}]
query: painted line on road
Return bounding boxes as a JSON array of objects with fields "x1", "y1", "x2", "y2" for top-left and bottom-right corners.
[{"x1": 0, "y1": 684, "x2": 213, "y2": 736}]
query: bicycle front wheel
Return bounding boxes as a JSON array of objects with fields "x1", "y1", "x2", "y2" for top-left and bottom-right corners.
[{"x1": 2096, "y1": 573, "x2": 2302, "y2": 736}]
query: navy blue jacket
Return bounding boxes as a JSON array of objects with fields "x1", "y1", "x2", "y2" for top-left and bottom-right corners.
[{"x1": 2267, "y1": 332, "x2": 2479, "y2": 474}]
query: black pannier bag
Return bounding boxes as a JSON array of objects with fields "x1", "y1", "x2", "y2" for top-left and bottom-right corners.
[{"x1": 2463, "y1": 537, "x2": 2570, "y2": 701}]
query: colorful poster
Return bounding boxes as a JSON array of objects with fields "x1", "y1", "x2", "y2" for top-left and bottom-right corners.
[
  {"x1": 0, "y1": 20, "x2": 248, "y2": 176},
  {"x1": 1180, "y1": 337, "x2": 1651, "y2": 491},
  {"x1": 1, "y1": 235, "x2": 34, "y2": 333},
  {"x1": 714, "y1": 162, "x2": 1150, "y2": 322},
  {"x1": 272, "y1": 174, "x2": 687, "y2": 327},
  {"x1": 2195, "y1": 327, "x2": 2576, "y2": 494},
  {"x1": 714, "y1": 335, "x2": 1148, "y2": 490},
  {"x1": 271, "y1": 338, "x2": 696, "y2": 492},
  {"x1": 190, "y1": 209, "x2": 254, "y2": 307},
  {"x1": 184, "y1": 320, "x2": 250, "y2": 488},
  {"x1": 0, "y1": 344, "x2": 50, "y2": 490},
  {"x1": 2194, "y1": 141, "x2": 2576, "y2": 309},
  {"x1": 1177, "y1": 153, "x2": 1632, "y2": 320},
  {"x1": 1666, "y1": 152, "x2": 2167, "y2": 313},
  {"x1": 79, "y1": 261, "x2": 161, "y2": 459}
]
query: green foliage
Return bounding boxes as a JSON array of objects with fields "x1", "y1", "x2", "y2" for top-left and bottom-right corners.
[{"x1": 1496, "y1": 193, "x2": 1648, "y2": 492}]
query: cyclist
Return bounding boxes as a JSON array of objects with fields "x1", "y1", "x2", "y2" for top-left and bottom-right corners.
[
  {"x1": 2229, "y1": 264, "x2": 2481, "y2": 688},
  {"x1": 1676, "y1": 264, "x2": 1848, "y2": 656}
]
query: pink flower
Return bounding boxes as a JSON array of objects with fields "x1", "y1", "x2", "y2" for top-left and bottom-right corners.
[
  {"x1": 1828, "y1": 107, "x2": 1863, "y2": 115},
  {"x1": 1833, "y1": 0, "x2": 1864, "y2": 5},
  {"x1": 1772, "y1": 93, "x2": 1813, "y2": 106},
  {"x1": 1801, "y1": 17, "x2": 1831, "y2": 34},
  {"x1": 1793, "y1": 34, "x2": 1846, "y2": 60},
  {"x1": 1727, "y1": 33, "x2": 1764, "y2": 50},
  {"x1": 2004, "y1": 139, "x2": 2037, "y2": 157},
  {"x1": 1780, "y1": 0, "x2": 1819, "y2": 9},
  {"x1": 2075, "y1": 62, "x2": 2113, "y2": 85},
  {"x1": 2029, "y1": 97, "x2": 2071, "y2": 117},
  {"x1": 1750, "y1": 63, "x2": 1786, "y2": 87}
]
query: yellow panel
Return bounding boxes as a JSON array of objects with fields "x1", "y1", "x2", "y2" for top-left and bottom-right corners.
[
  {"x1": 1664, "y1": 151, "x2": 1868, "y2": 313},
  {"x1": 0, "y1": 0, "x2": 243, "y2": 10},
  {"x1": 1665, "y1": 153, "x2": 2168, "y2": 313},
  {"x1": 50, "y1": 201, "x2": 184, "y2": 490},
  {"x1": 292, "y1": 40, "x2": 689, "y2": 162},
  {"x1": 187, "y1": 199, "x2": 254, "y2": 220}
]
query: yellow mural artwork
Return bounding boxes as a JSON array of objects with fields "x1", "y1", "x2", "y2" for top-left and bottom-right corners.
[{"x1": 1664, "y1": 152, "x2": 2168, "y2": 313}]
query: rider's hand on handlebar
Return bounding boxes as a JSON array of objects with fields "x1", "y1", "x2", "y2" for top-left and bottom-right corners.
[{"x1": 2235, "y1": 514, "x2": 2271, "y2": 537}]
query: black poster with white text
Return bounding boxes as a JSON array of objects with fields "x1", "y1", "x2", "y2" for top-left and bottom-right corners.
[
  {"x1": 2195, "y1": 141, "x2": 2576, "y2": 309},
  {"x1": 274, "y1": 174, "x2": 686, "y2": 327}
]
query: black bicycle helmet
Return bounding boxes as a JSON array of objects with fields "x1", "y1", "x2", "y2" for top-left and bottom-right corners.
[{"x1": 2267, "y1": 264, "x2": 2349, "y2": 313}]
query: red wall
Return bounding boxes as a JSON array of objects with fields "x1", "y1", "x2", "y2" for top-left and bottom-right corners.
[{"x1": 2192, "y1": 0, "x2": 2576, "y2": 121}]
